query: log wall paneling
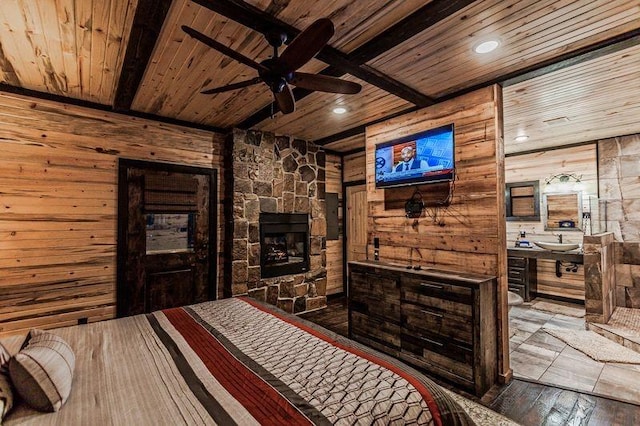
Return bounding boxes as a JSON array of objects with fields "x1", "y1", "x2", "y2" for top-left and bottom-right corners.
[
  {"x1": 365, "y1": 85, "x2": 509, "y2": 381},
  {"x1": 536, "y1": 259, "x2": 585, "y2": 300},
  {"x1": 0, "y1": 91, "x2": 223, "y2": 336},
  {"x1": 343, "y1": 151, "x2": 366, "y2": 183},
  {"x1": 212, "y1": 135, "x2": 226, "y2": 300},
  {"x1": 325, "y1": 153, "x2": 343, "y2": 295}
]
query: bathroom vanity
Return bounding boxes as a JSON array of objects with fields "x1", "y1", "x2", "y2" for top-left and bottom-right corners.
[{"x1": 508, "y1": 247, "x2": 583, "y2": 301}]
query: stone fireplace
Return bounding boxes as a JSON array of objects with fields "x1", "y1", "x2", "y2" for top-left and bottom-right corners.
[{"x1": 224, "y1": 129, "x2": 327, "y2": 314}]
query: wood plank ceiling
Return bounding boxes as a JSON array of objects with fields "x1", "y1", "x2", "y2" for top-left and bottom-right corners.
[
  {"x1": 0, "y1": 0, "x2": 639, "y2": 152},
  {"x1": 0, "y1": 0, "x2": 137, "y2": 104}
]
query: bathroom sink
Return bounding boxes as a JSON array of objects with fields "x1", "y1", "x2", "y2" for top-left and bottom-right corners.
[{"x1": 533, "y1": 241, "x2": 580, "y2": 252}]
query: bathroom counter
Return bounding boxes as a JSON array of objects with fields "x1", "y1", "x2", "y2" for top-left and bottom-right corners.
[{"x1": 508, "y1": 247, "x2": 583, "y2": 264}]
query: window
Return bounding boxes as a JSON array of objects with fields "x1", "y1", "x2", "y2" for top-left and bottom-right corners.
[
  {"x1": 145, "y1": 213, "x2": 195, "y2": 254},
  {"x1": 506, "y1": 181, "x2": 540, "y2": 221}
]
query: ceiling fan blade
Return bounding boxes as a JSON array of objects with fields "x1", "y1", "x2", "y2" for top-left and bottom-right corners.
[
  {"x1": 290, "y1": 73, "x2": 362, "y2": 94},
  {"x1": 182, "y1": 25, "x2": 269, "y2": 73},
  {"x1": 201, "y1": 77, "x2": 263, "y2": 94},
  {"x1": 277, "y1": 18, "x2": 334, "y2": 72},
  {"x1": 274, "y1": 85, "x2": 295, "y2": 114}
]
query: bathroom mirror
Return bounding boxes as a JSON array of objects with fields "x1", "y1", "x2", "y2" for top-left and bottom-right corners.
[{"x1": 543, "y1": 192, "x2": 582, "y2": 231}]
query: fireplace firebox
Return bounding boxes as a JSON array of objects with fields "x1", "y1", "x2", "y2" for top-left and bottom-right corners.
[{"x1": 260, "y1": 213, "x2": 309, "y2": 278}]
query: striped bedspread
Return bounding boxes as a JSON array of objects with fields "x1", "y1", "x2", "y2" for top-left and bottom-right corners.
[{"x1": 5, "y1": 297, "x2": 474, "y2": 425}]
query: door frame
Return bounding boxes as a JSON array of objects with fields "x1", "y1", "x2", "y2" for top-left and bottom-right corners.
[
  {"x1": 116, "y1": 158, "x2": 218, "y2": 317},
  {"x1": 342, "y1": 179, "x2": 367, "y2": 294}
]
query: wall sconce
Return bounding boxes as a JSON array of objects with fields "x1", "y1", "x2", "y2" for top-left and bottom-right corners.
[
  {"x1": 545, "y1": 173, "x2": 582, "y2": 185},
  {"x1": 544, "y1": 173, "x2": 583, "y2": 193}
]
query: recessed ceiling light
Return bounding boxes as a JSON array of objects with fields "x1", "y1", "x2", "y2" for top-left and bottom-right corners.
[
  {"x1": 514, "y1": 135, "x2": 529, "y2": 142},
  {"x1": 474, "y1": 39, "x2": 500, "y2": 54},
  {"x1": 332, "y1": 107, "x2": 347, "y2": 115}
]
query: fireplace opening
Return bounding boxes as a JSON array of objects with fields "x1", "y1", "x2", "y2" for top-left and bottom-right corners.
[{"x1": 260, "y1": 213, "x2": 309, "y2": 278}]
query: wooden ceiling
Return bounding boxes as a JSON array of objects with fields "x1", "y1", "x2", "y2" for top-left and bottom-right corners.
[{"x1": 0, "y1": 0, "x2": 639, "y2": 153}]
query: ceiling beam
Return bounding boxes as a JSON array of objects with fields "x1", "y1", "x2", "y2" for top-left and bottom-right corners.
[
  {"x1": 314, "y1": 28, "x2": 640, "y2": 150},
  {"x1": 348, "y1": 0, "x2": 478, "y2": 65},
  {"x1": 113, "y1": 0, "x2": 173, "y2": 111},
  {"x1": 190, "y1": 0, "x2": 433, "y2": 107},
  {"x1": 237, "y1": 0, "x2": 476, "y2": 129}
]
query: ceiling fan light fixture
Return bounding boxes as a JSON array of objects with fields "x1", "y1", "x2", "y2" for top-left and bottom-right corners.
[
  {"x1": 474, "y1": 39, "x2": 500, "y2": 54},
  {"x1": 184, "y1": 17, "x2": 360, "y2": 115},
  {"x1": 514, "y1": 135, "x2": 529, "y2": 142},
  {"x1": 333, "y1": 106, "x2": 347, "y2": 115}
]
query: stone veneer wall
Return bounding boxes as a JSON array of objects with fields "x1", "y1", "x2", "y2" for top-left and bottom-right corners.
[
  {"x1": 584, "y1": 232, "x2": 616, "y2": 324},
  {"x1": 226, "y1": 129, "x2": 327, "y2": 314},
  {"x1": 615, "y1": 242, "x2": 640, "y2": 308}
]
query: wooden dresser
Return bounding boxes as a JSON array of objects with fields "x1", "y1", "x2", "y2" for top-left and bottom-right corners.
[{"x1": 348, "y1": 261, "x2": 497, "y2": 396}]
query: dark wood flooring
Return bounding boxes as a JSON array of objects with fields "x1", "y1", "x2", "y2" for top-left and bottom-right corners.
[{"x1": 300, "y1": 296, "x2": 640, "y2": 426}]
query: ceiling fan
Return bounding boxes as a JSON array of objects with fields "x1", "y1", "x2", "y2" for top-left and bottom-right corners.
[{"x1": 181, "y1": 18, "x2": 362, "y2": 114}]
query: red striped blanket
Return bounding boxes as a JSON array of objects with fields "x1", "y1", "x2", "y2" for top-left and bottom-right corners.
[{"x1": 5, "y1": 297, "x2": 474, "y2": 425}]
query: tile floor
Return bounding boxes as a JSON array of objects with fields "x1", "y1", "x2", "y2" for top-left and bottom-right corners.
[{"x1": 509, "y1": 299, "x2": 640, "y2": 406}]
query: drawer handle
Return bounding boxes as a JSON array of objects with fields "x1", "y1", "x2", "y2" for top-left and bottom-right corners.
[
  {"x1": 419, "y1": 336, "x2": 444, "y2": 347},
  {"x1": 420, "y1": 309, "x2": 443, "y2": 319},
  {"x1": 420, "y1": 283, "x2": 444, "y2": 290}
]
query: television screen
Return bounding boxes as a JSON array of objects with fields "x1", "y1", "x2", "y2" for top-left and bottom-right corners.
[{"x1": 374, "y1": 124, "x2": 455, "y2": 189}]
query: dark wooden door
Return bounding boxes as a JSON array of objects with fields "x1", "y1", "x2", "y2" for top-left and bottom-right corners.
[{"x1": 117, "y1": 160, "x2": 217, "y2": 317}]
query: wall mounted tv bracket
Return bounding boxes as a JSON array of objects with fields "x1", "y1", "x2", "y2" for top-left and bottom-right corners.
[{"x1": 405, "y1": 190, "x2": 424, "y2": 218}]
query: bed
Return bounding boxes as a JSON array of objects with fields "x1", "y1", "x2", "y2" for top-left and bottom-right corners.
[{"x1": 2, "y1": 297, "x2": 514, "y2": 425}]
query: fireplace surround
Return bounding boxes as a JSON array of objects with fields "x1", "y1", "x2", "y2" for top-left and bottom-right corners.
[
  {"x1": 260, "y1": 213, "x2": 309, "y2": 278},
  {"x1": 224, "y1": 129, "x2": 327, "y2": 314}
]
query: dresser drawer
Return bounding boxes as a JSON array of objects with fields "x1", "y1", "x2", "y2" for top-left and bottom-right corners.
[
  {"x1": 350, "y1": 271, "x2": 400, "y2": 321},
  {"x1": 401, "y1": 280, "x2": 473, "y2": 319},
  {"x1": 350, "y1": 272, "x2": 399, "y2": 297},
  {"x1": 400, "y1": 333, "x2": 473, "y2": 381},
  {"x1": 507, "y1": 267, "x2": 526, "y2": 284},
  {"x1": 402, "y1": 276, "x2": 472, "y2": 301},
  {"x1": 508, "y1": 256, "x2": 527, "y2": 268},
  {"x1": 401, "y1": 302, "x2": 473, "y2": 345},
  {"x1": 351, "y1": 311, "x2": 401, "y2": 349}
]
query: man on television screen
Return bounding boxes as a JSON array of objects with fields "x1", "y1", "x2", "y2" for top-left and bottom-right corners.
[{"x1": 394, "y1": 146, "x2": 428, "y2": 172}]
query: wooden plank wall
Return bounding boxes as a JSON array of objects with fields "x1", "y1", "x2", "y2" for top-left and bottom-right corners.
[
  {"x1": 0, "y1": 92, "x2": 224, "y2": 336},
  {"x1": 323, "y1": 150, "x2": 365, "y2": 296},
  {"x1": 365, "y1": 85, "x2": 509, "y2": 380},
  {"x1": 505, "y1": 144, "x2": 598, "y2": 300},
  {"x1": 343, "y1": 151, "x2": 366, "y2": 183},
  {"x1": 325, "y1": 154, "x2": 343, "y2": 295}
]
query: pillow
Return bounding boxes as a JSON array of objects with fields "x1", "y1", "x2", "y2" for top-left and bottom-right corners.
[
  {"x1": 9, "y1": 329, "x2": 75, "y2": 412},
  {"x1": 0, "y1": 342, "x2": 13, "y2": 420}
]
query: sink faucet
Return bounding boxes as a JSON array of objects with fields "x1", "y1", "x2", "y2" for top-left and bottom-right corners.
[{"x1": 557, "y1": 234, "x2": 563, "y2": 243}]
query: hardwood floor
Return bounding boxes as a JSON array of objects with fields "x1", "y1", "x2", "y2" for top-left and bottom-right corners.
[{"x1": 300, "y1": 296, "x2": 640, "y2": 426}]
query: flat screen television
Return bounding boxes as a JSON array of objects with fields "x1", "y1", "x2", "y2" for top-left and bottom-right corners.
[{"x1": 374, "y1": 124, "x2": 455, "y2": 189}]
